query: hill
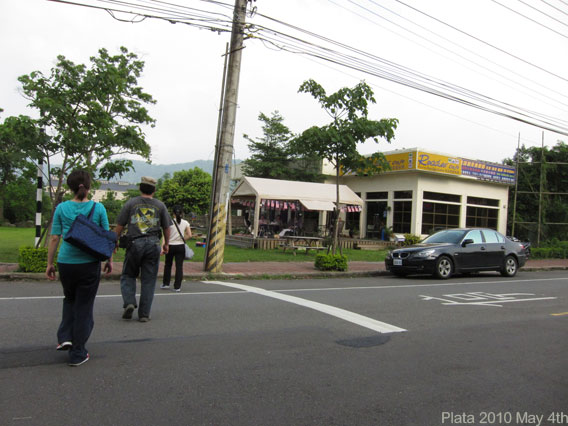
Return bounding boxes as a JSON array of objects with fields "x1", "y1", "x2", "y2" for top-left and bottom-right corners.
[{"x1": 115, "y1": 159, "x2": 236, "y2": 183}]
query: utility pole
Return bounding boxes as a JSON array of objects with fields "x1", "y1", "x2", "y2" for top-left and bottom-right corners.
[{"x1": 204, "y1": 0, "x2": 248, "y2": 273}]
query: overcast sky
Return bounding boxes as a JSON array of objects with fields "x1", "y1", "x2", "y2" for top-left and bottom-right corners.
[{"x1": 1, "y1": 0, "x2": 567, "y2": 166}]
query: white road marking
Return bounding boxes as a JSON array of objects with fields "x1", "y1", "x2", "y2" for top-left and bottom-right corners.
[
  {"x1": 203, "y1": 280, "x2": 407, "y2": 334},
  {"x1": 1, "y1": 276, "x2": 565, "y2": 302}
]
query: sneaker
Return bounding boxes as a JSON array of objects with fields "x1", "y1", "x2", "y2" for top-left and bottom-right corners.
[
  {"x1": 160, "y1": 284, "x2": 170, "y2": 289},
  {"x1": 173, "y1": 288, "x2": 181, "y2": 292},
  {"x1": 138, "y1": 317, "x2": 150, "y2": 323},
  {"x1": 68, "y1": 353, "x2": 90, "y2": 367},
  {"x1": 122, "y1": 304, "x2": 135, "y2": 320},
  {"x1": 56, "y1": 341, "x2": 72, "y2": 351}
]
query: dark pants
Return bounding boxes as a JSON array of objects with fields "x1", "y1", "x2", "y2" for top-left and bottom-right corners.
[
  {"x1": 120, "y1": 236, "x2": 161, "y2": 318},
  {"x1": 57, "y1": 262, "x2": 101, "y2": 363},
  {"x1": 163, "y1": 244, "x2": 185, "y2": 289}
]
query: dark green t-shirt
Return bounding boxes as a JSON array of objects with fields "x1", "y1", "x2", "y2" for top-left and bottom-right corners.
[{"x1": 116, "y1": 196, "x2": 172, "y2": 238}]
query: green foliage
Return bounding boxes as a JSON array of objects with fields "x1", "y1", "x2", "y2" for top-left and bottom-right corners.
[
  {"x1": 402, "y1": 234, "x2": 421, "y2": 246},
  {"x1": 531, "y1": 239, "x2": 568, "y2": 258},
  {"x1": 18, "y1": 246, "x2": 55, "y2": 272},
  {"x1": 506, "y1": 141, "x2": 568, "y2": 241},
  {"x1": 531, "y1": 247, "x2": 567, "y2": 259},
  {"x1": 100, "y1": 190, "x2": 124, "y2": 224},
  {"x1": 156, "y1": 168, "x2": 212, "y2": 215},
  {"x1": 14, "y1": 46, "x2": 156, "y2": 232},
  {"x1": 242, "y1": 111, "x2": 323, "y2": 182},
  {"x1": 314, "y1": 253, "x2": 348, "y2": 271},
  {"x1": 291, "y1": 79, "x2": 398, "y2": 254},
  {"x1": 2, "y1": 176, "x2": 52, "y2": 224}
]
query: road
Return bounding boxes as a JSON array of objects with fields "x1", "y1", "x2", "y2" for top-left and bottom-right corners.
[{"x1": 1, "y1": 271, "x2": 567, "y2": 426}]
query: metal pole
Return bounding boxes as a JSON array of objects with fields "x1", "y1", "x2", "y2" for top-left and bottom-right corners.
[
  {"x1": 511, "y1": 133, "x2": 520, "y2": 237},
  {"x1": 537, "y1": 133, "x2": 545, "y2": 246},
  {"x1": 35, "y1": 159, "x2": 43, "y2": 248},
  {"x1": 204, "y1": 0, "x2": 247, "y2": 273}
]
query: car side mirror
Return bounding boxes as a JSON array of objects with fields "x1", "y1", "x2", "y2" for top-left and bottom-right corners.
[{"x1": 462, "y1": 238, "x2": 474, "y2": 247}]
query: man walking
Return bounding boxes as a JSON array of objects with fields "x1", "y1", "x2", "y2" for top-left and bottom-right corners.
[{"x1": 114, "y1": 176, "x2": 172, "y2": 322}]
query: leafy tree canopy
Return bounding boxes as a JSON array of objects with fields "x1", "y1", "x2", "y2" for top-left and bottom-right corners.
[
  {"x1": 242, "y1": 111, "x2": 323, "y2": 182},
  {"x1": 290, "y1": 79, "x2": 398, "y2": 253},
  {"x1": 156, "y1": 168, "x2": 212, "y2": 217},
  {"x1": 7, "y1": 46, "x2": 156, "y2": 242},
  {"x1": 17, "y1": 46, "x2": 156, "y2": 205},
  {"x1": 290, "y1": 79, "x2": 398, "y2": 175}
]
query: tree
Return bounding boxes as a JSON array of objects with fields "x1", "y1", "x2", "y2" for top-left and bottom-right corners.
[
  {"x1": 100, "y1": 190, "x2": 124, "y2": 225},
  {"x1": 290, "y1": 79, "x2": 398, "y2": 254},
  {"x1": 242, "y1": 111, "x2": 323, "y2": 182},
  {"x1": 0, "y1": 114, "x2": 43, "y2": 223},
  {"x1": 156, "y1": 168, "x2": 212, "y2": 216},
  {"x1": 506, "y1": 141, "x2": 568, "y2": 242},
  {"x1": 3, "y1": 176, "x2": 52, "y2": 224},
  {"x1": 15, "y1": 46, "x2": 156, "y2": 242}
]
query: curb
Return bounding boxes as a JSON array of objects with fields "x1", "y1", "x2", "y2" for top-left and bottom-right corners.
[
  {"x1": 0, "y1": 266, "x2": 565, "y2": 282},
  {"x1": 0, "y1": 269, "x2": 388, "y2": 282}
]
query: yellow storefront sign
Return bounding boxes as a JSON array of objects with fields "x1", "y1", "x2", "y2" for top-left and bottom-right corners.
[
  {"x1": 415, "y1": 152, "x2": 461, "y2": 175},
  {"x1": 385, "y1": 151, "x2": 415, "y2": 171}
]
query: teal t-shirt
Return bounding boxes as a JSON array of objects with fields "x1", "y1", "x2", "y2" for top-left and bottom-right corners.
[{"x1": 51, "y1": 200, "x2": 110, "y2": 264}]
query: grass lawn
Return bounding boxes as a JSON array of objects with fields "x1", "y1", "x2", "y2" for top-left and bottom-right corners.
[{"x1": 0, "y1": 227, "x2": 388, "y2": 264}]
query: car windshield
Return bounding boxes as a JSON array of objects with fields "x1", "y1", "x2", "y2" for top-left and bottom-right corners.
[{"x1": 422, "y1": 230, "x2": 467, "y2": 244}]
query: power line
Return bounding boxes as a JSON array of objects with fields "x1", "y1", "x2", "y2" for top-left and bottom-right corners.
[
  {"x1": 47, "y1": 0, "x2": 568, "y2": 136},
  {"x1": 394, "y1": 0, "x2": 568, "y2": 81},
  {"x1": 248, "y1": 13, "x2": 568, "y2": 134},
  {"x1": 489, "y1": 0, "x2": 568, "y2": 39},
  {"x1": 330, "y1": 0, "x2": 568, "y2": 112},
  {"x1": 515, "y1": 0, "x2": 568, "y2": 28}
]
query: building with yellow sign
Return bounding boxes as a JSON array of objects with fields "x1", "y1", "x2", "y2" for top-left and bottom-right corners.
[{"x1": 324, "y1": 148, "x2": 515, "y2": 238}]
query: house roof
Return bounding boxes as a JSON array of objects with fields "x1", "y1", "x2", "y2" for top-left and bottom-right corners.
[{"x1": 231, "y1": 177, "x2": 363, "y2": 210}]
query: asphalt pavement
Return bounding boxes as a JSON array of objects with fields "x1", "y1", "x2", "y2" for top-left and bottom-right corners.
[{"x1": 1, "y1": 271, "x2": 567, "y2": 425}]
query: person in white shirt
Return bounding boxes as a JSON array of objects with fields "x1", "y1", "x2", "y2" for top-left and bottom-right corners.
[{"x1": 161, "y1": 205, "x2": 192, "y2": 292}]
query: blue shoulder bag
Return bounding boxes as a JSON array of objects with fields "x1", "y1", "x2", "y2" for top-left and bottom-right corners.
[{"x1": 64, "y1": 202, "x2": 117, "y2": 261}]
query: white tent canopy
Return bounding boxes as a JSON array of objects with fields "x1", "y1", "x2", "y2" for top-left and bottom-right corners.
[
  {"x1": 230, "y1": 177, "x2": 363, "y2": 237},
  {"x1": 232, "y1": 177, "x2": 363, "y2": 206}
]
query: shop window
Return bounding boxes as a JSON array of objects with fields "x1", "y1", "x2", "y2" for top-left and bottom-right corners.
[
  {"x1": 366, "y1": 191, "x2": 388, "y2": 200},
  {"x1": 467, "y1": 196, "x2": 499, "y2": 207},
  {"x1": 394, "y1": 190, "x2": 412, "y2": 199},
  {"x1": 421, "y1": 202, "x2": 460, "y2": 234},
  {"x1": 466, "y1": 206, "x2": 498, "y2": 229},
  {"x1": 366, "y1": 201, "x2": 387, "y2": 238},
  {"x1": 393, "y1": 201, "x2": 411, "y2": 233},
  {"x1": 423, "y1": 191, "x2": 460, "y2": 203}
]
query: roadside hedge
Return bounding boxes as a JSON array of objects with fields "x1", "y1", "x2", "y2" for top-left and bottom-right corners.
[
  {"x1": 531, "y1": 247, "x2": 568, "y2": 259},
  {"x1": 315, "y1": 253, "x2": 348, "y2": 271},
  {"x1": 18, "y1": 246, "x2": 56, "y2": 273}
]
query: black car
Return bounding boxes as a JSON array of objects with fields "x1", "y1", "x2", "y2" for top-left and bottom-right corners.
[
  {"x1": 385, "y1": 228, "x2": 528, "y2": 279},
  {"x1": 507, "y1": 236, "x2": 531, "y2": 258}
]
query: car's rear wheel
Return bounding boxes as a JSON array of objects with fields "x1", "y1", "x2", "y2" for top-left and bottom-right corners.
[
  {"x1": 434, "y1": 256, "x2": 453, "y2": 279},
  {"x1": 500, "y1": 255, "x2": 518, "y2": 277}
]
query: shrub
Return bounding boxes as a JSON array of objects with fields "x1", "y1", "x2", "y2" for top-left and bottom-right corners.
[
  {"x1": 315, "y1": 253, "x2": 348, "y2": 271},
  {"x1": 18, "y1": 246, "x2": 56, "y2": 273},
  {"x1": 402, "y1": 234, "x2": 421, "y2": 246},
  {"x1": 531, "y1": 246, "x2": 568, "y2": 259}
]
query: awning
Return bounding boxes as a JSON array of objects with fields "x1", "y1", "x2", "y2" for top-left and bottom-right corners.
[{"x1": 299, "y1": 199, "x2": 335, "y2": 211}]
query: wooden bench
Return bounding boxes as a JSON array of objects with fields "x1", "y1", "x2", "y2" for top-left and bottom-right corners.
[{"x1": 281, "y1": 244, "x2": 327, "y2": 256}]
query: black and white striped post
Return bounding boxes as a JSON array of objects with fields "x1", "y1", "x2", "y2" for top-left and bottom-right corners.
[{"x1": 35, "y1": 159, "x2": 43, "y2": 248}]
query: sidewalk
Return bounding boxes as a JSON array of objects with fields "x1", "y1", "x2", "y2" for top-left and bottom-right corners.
[{"x1": 0, "y1": 259, "x2": 567, "y2": 281}]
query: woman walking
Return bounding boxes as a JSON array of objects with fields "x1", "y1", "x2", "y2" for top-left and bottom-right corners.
[
  {"x1": 161, "y1": 205, "x2": 191, "y2": 292},
  {"x1": 45, "y1": 170, "x2": 112, "y2": 366}
]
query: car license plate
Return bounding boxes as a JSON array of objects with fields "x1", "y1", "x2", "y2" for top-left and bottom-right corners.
[{"x1": 393, "y1": 259, "x2": 402, "y2": 266}]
